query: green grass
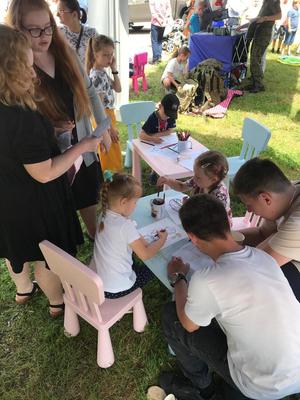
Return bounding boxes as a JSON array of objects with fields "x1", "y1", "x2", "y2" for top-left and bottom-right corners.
[{"x1": 1, "y1": 50, "x2": 300, "y2": 400}]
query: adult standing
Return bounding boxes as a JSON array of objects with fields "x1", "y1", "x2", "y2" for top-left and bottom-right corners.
[
  {"x1": 7, "y1": 0, "x2": 111, "y2": 240},
  {"x1": 57, "y1": 0, "x2": 97, "y2": 66},
  {"x1": 242, "y1": 0, "x2": 281, "y2": 93},
  {"x1": 161, "y1": 195, "x2": 300, "y2": 400},
  {"x1": 0, "y1": 25, "x2": 101, "y2": 316},
  {"x1": 149, "y1": 0, "x2": 172, "y2": 64}
]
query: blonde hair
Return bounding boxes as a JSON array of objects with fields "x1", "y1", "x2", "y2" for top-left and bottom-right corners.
[
  {"x1": 86, "y1": 34, "x2": 115, "y2": 74},
  {"x1": 99, "y1": 173, "x2": 141, "y2": 231},
  {"x1": 172, "y1": 45, "x2": 190, "y2": 59},
  {"x1": 0, "y1": 24, "x2": 36, "y2": 110},
  {"x1": 194, "y1": 150, "x2": 228, "y2": 188},
  {"x1": 6, "y1": 0, "x2": 91, "y2": 121}
]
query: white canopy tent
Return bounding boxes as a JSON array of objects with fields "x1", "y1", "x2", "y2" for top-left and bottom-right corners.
[{"x1": 87, "y1": 0, "x2": 129, "y2": 107}]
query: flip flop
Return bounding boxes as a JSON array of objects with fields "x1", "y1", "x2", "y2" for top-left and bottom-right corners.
[{"x1": 15, "y1": 281, "x2": 39, "y2": 305}]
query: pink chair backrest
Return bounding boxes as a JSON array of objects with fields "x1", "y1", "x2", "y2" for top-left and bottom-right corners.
[
  {"x1": 133, "y1": 52, "x2": 147, "y2": 77},
  {"x1": 39, "y1": 240, "x2": 105, "y2": 322}
]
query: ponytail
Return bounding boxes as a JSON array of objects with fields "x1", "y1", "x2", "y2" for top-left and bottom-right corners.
[
  {"x1": 80, "y1": 7, "x2": 87, "y2": 24},
  {"x1": 98, "y1": 172, "x2": 141, "y2": 232},
  {"x1": 85, "y1": 37, "x2": 95, "y2": 73},
  {"x1": 99, "y1": 181, "x2": 110, "y2": 232}
]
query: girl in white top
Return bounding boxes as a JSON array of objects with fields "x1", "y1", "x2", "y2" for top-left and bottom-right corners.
[
  {"x1": 161, "y1": 45, "x2": 190, "y2": 92},
  {"x1": 86, "y1": 34, "x2": 123, "y2": 172},
  {"x1": 91, "y1": 173, "x2": 168, "y2": 299}
]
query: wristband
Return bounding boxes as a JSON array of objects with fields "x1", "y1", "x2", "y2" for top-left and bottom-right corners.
[{"x1": 112, "y1": 71, "x2": 119, "y2": 75}]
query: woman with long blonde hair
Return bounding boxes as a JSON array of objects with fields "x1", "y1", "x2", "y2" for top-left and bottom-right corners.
[
  {"x1": 0, "y1": 24, "x2": 101, "y2": 316},
  {"x1": 6, "y1": 0, "x2": 111, "y2": 240}
]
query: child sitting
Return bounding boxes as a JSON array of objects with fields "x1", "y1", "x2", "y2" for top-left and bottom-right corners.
[
  {"x1": 86, "y1": 34, "x2": 122, "y2": 171},
  {"x1": 91, "y1": 173, "x2": 168, "y2": 299},
  {"x1": 161, "y1": 46, "x2": 190, "y2": 93},
  {"x1": 139, "y1": 93, "x2": 180, "y2": 145},
  {"x1": 157, "y1": 150, "x2": 232, "y2": 223}
]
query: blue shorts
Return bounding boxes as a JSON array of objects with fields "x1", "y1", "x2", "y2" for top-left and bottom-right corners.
[{"x1": 284, "y1": 30, "x2": 297, "y2": 46}]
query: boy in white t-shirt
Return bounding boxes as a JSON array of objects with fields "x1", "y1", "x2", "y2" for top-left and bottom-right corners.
[
  {"x1": 161, "y1": 194, "x2": 300, "y2": 400},
  {"x1": 233, "y1": 157, "x2": 300, "y2": 302}
]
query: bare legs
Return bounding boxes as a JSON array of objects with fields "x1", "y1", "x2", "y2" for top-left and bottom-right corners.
[{"x1": 6, "y1": 260, "x2": 63, "y2": 309}]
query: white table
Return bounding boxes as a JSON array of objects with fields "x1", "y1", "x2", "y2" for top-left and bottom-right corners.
[
  {"x1": 132, "y1": 190, "x2": 189, "y2": 291},
  {"x1": 132, "y1": 137, "x2": 208, "y2": 184}
]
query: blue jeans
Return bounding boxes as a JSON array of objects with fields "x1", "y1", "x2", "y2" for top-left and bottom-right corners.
[{"x1": 151, "y1": 24, "x2": 165, "y2": 62}]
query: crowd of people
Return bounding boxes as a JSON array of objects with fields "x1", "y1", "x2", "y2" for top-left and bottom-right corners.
[{"x1": 0, "y1": 0, "x2": 300, "y2": 399}]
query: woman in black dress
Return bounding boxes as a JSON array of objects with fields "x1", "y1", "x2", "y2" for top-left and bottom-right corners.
[
  {"x1": 0, "y1": 25, "x2": 102, "y2": 316},
  {"x1": 7, "y1": 0, "x2": 111, "y2": 240}
]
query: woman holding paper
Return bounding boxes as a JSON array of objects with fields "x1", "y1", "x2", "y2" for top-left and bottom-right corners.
[
  {"x1": 0, "y1": 25, "x2": 101, "y2": 316},
  {"x1": 7, "y1": 0, "x2": 111, "y2": 239}
]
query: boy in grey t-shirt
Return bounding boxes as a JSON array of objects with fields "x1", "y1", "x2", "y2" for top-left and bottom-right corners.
[{"x1": 162, "y1": 194, "x2": 300, "y2": 400}]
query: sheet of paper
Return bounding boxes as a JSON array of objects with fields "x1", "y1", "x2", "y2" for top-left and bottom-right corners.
[
  {"x1": 145, "y1": 145, "x2": 179, "y2": 159},
  {"x1": 177, "y1": 149, "x2": 208, "y2": 171},
  {"x1": 159, "y1": 133, "x2": 178, "y2": 147},
  {"x1": 138, "y1": 217, "x2": 187, "y2": 249},
  {"x1": 165, "y1": 194, "x2": 186, "y2": 226},
  {"x1": 172, "y1": 242, "x2": 214, "y2": 279}
]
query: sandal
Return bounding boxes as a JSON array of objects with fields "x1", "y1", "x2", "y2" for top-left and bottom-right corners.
[
  {"x1": 49, "y1": 303, "x2": 65, "y2": 318},
  {"x1": 15, "y1": 281, "x2": 39, "y2": 305}
]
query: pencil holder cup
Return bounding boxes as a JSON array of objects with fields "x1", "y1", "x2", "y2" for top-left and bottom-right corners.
[
  {"x1": 177, "y1": 140, "x2": 192, "y2": 153},
  {"x1": 150, "y1": 197, "x2": 165, "y2": 219}
]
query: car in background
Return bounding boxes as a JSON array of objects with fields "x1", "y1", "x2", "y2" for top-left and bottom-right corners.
[{"x1": 128, "y1": 0, "x2": 188, "y2": 31}]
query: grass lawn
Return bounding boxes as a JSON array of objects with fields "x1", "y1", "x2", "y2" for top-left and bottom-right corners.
[{"x1": 1, "y1": 50, "x2": 300, "y2": 400}]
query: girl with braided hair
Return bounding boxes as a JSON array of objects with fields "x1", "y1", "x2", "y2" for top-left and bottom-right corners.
[
  {"x1": 157, "y1": 150, "x2": 232, "y2": 224},
  {"x1": 91, "y1": 173, "x2": 168, "y2": 299}
]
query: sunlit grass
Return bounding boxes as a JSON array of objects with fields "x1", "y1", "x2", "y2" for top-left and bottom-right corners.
[{"x1": 0, "y1": 50, "x2": 300, "y2": 400}]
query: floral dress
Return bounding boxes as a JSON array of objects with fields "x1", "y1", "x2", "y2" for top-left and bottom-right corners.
[{"x1": 59, "y1": 24, "x2": 97, "y2": 65}]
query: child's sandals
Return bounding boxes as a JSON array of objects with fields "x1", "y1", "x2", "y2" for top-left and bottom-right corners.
[
  {"x1": 15, "y1": 281, "x2": 39, "y2": 305},
  {"x1": 49, "y1": 303, "x2": 65, "y2": 318}
]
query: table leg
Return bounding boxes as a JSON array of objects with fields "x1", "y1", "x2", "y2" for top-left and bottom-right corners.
[{"x1": 132, "y1": 148, "x2": 142, "y2": 183}]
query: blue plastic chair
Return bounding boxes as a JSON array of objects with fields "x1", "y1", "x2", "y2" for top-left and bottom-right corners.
[
  {"x1": 120, "y1": 101, "x2": 156, "y2": 168},
  {"x1": 226, "y1": 118, "x2": 271, "y2": 185}
]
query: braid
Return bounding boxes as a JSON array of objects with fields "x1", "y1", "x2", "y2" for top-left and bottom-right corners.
[{"x1": 99, "y1": 182, "x2": 110, "y2": 231}]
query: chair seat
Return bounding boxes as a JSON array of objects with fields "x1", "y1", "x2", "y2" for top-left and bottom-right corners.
[{"x1": 64, "y1": 288, "x2": 143, "y2": 330}]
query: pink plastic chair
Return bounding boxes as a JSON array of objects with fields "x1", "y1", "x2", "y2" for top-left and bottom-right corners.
[
  {"x1": 232, "y1": 211, "x2": 263, "y2": 231},
  {"x1": 39, "y1": 240, "x2": 148, "y2": 368},
  {"x1": 131, "y1": 52, "x2": 148, "y2": 94}
]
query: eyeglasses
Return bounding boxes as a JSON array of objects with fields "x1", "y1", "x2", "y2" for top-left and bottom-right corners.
[{"x1": 23, "y1": 25, "x2": 54, "y2": 38}]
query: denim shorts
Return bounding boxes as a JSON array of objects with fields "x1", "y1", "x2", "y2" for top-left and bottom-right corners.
[{"x1": 284, "y1": 30, "x2": 297, "y2": 46}]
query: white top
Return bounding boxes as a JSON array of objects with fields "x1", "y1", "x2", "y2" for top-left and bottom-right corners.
[
  {"x1": 149, "y1": 0, "x2": 172, "y2": 27},
  {"x1": 185, "y1": 246, "x2": 300, "y2": 400},
  {"x1": 161, "y1": 58, "x2": 188, "y2": 83},
  {"x1": 91, "y1": 210, "x2": 140, "y2": 293},
  {"x1": 90, "y1": 68, "x2": 115, "y2": 109},
  {"x1": 59, "y1": 24, "x2": 97, "y2": 66}
]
